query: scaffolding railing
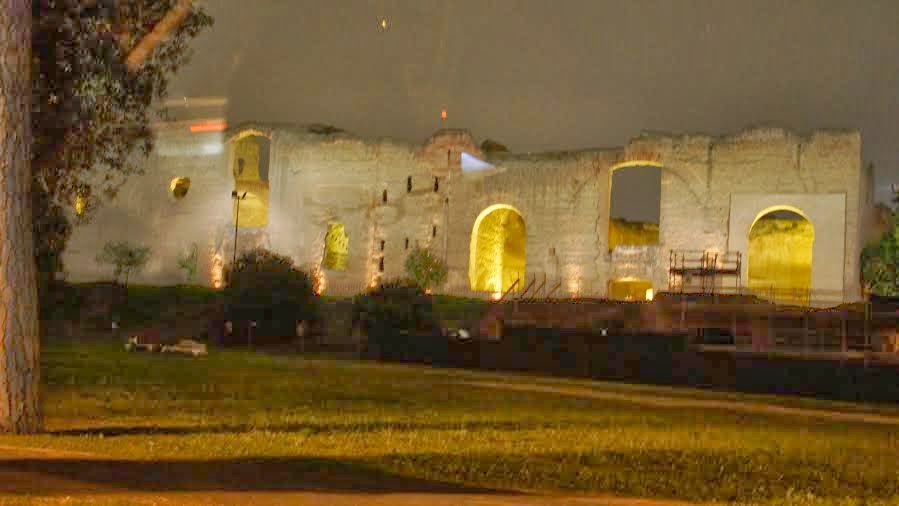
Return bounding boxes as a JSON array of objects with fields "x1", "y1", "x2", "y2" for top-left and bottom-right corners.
[{"x1": 669, "y1": 249, "x2": 742, "y2": 295}]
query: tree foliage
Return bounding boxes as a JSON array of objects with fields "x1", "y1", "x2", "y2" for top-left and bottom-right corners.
[
  {"x1": 32, "y1": 0, "x2": 213, "y2": 282},
  {"x1": 95, "y1": 241, "x2": 152, "y2": 286},
  {"x1": 404, "y1": 246, "x2": 448, "y2": 291},
  {"x1": 862, "y1": 207, "x2": 899, "y2": 297}
]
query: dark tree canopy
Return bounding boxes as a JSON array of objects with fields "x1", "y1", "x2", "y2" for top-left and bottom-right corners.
[{"x1": 32, "y1": 0, "x2": 213, "y2": 279}]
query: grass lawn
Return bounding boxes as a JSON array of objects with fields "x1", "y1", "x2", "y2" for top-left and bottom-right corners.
[{"x1": 1, "y1": 337, "x2": 898, "y2": 506}]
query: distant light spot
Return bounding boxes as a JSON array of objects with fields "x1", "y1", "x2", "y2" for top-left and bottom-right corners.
[
  {"x1": 441, "y1": 109, "x2": 447, "y2": 121},
  {"x1": 378, "y1": 17, "x2": 389, "y2": 31}
]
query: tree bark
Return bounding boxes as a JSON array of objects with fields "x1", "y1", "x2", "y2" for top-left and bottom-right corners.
[{"x1": 0, "y1": 0, "x2": 42, "y2": 433}]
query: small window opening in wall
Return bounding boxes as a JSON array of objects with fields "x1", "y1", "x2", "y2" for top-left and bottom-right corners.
[
  {"x1": 434, "y1": 177, "x2": 439, "y2": 192},
  {"x1": 549, "y1": 247, "x2": 556, "y2": 255},
  {"x1": 74, "y1": 195, "x2": 87, "y2": 216},
  {"x1": 170, "y1": 177, "x2": 191, "y2": 199},
  {"x1": 379, "y1": 257, "x2": 385, "y2": 272},
  {"x1": 404, "y1": 238, "x2": 409, "y2": 249},
  {"x1": 380, "y1": 239, "x2": 385, "y2": 251},
  {"x1": 382, "y1": 189, "x2": 388, "y2": 203},
  {"x1": 407, "y1": 176, "x2": 412, "y2": 193},
  {"x1": 432, "y1": 225, "x2": 437, "y2": 237}
]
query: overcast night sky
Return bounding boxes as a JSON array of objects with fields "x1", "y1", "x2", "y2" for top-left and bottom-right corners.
[{"x1": 170, "y1": 0, "x2": 899, "y2": 205}]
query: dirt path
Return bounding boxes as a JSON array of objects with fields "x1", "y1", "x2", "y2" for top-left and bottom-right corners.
[
  {"x1": 0, "y1": 446, "x2": 701, "y2": 506},
  {"x1": 462, "y1": 380, "x2": 899, "y2": 426}
]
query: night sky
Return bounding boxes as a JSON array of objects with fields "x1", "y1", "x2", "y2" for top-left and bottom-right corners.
[{"x1": 171, "y1": 0, "x2": 899, "y2": 205}]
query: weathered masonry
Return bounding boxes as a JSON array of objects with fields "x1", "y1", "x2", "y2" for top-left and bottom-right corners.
[{"x1": 65, "y1": 122, "x2": 874, "y2": 306}]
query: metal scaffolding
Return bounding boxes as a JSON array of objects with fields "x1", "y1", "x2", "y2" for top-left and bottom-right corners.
[{"x1": 668, "y1": 250, "x2": 742, "y2": 295}]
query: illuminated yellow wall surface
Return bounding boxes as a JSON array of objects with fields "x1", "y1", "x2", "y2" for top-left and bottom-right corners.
[
  {"x1": 608, "y1": 278, "x2": 652, "y2": 301},
  {"x1": 322, "y1": 223, "x2": 349, "y2": 271},
  {"x1": 748, "y1": 215, "x2": 814, "y2": 299},
  {"x1": 609, "y1": 219, "x2": 659, "y2": 250},
  {"x1": 232, "y1": 137, "x2": 269, "y2": 228},
  {"x1": 469, "y1": 206, "x2": 526, "y2": 292}
]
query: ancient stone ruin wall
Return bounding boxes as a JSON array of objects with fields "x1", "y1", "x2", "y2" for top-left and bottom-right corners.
[{"x1": 64, "y1": 122, "x2": 866, "y2": 304}]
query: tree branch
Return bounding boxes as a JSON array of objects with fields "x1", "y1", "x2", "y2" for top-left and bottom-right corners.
[{"x1": 125, "y1": 0, "x2": 195, "y2": 72}]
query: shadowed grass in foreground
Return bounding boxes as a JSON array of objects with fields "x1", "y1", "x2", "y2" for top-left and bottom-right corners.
[{"x1": 1, "y1": 338, "x2": 897, "y2": 505}]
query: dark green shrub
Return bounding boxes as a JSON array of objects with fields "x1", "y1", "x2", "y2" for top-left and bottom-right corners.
[{"x1": 224, "y1": 248, "x2": 317, "y2": 339}]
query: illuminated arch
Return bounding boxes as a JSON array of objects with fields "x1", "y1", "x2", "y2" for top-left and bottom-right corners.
[
  {"x1": 609, "y1": 159, "x2": 664, "y2": 173},
  {"x1": 607, "y1": 160, "x2": 662, "y2": 251},
  {"x1": 469, "y1": 204, "x2": 527, "y2": 293},
  {"x1": 748, "y1": 205, "x2": 811, "y2": 232},
  {"x1": 747, "y1": 206, "x2": 815, "y2": 303},
  {"x1": 225, "y1": 127, "x2": 273, "y2": 144}
]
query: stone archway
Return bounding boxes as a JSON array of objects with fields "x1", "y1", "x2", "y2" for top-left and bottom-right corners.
[
  {"x1": 747, "y1": 206, "x2": 815, "y2": 304},
  {"x1": 469, "y1": 205, "x2": 526, "y2": 293}
]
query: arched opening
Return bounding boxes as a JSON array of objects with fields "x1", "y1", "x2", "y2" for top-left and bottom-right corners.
[
  {"x1": 232, "y1": 135, "x2": 270, "y2": 228},
  {"x1": 608, "y1": 278, "x2": 653, "y2": 301},
  {"x1": 748, "y1": 207, "x2": 814, "y2": 304},
  {"x1": 608, "y1": 162, "x2": 662, "y2": 251},
  {"x1": 469, "y1": 205, "x2": 526, "y2": 293},
  {"x1": 322, "y1": 223, "x2": 349, "y2": 271}
]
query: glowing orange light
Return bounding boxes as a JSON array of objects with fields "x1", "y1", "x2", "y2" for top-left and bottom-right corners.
[
  {"x1": 313, "y1": 270, "x2": 327, "y2": 295},
  {"x1": 190, "y1": 120, "x2": 227, "y2": 133},
  {"x1": 211, "y1": 255, "x2": 224, "y2": 289},
  {"x1": 378, "y1": 17, "x2": 389, "y2": 30},
  {"x1": 440, "y1": 109, "x2": 447, "y2": 120}
]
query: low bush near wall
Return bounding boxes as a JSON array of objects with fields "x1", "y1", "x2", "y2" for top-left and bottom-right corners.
[{"x1": 41, "y1": 282, "x2": 223, "y2": 325}]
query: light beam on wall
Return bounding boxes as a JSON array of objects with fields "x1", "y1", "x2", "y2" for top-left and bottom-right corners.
[{"x1": 461, "y1": 152, "x2": 494, "y2": 172}]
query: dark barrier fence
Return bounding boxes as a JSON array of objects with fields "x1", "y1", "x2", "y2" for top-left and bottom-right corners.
[{"x1": 366, "y1": 326, "x2": 899, "y2": 404}]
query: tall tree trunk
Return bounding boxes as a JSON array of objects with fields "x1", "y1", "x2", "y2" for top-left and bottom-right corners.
[{"x1": 0, "y1": 0, "x2": 41, "y2": 434}]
